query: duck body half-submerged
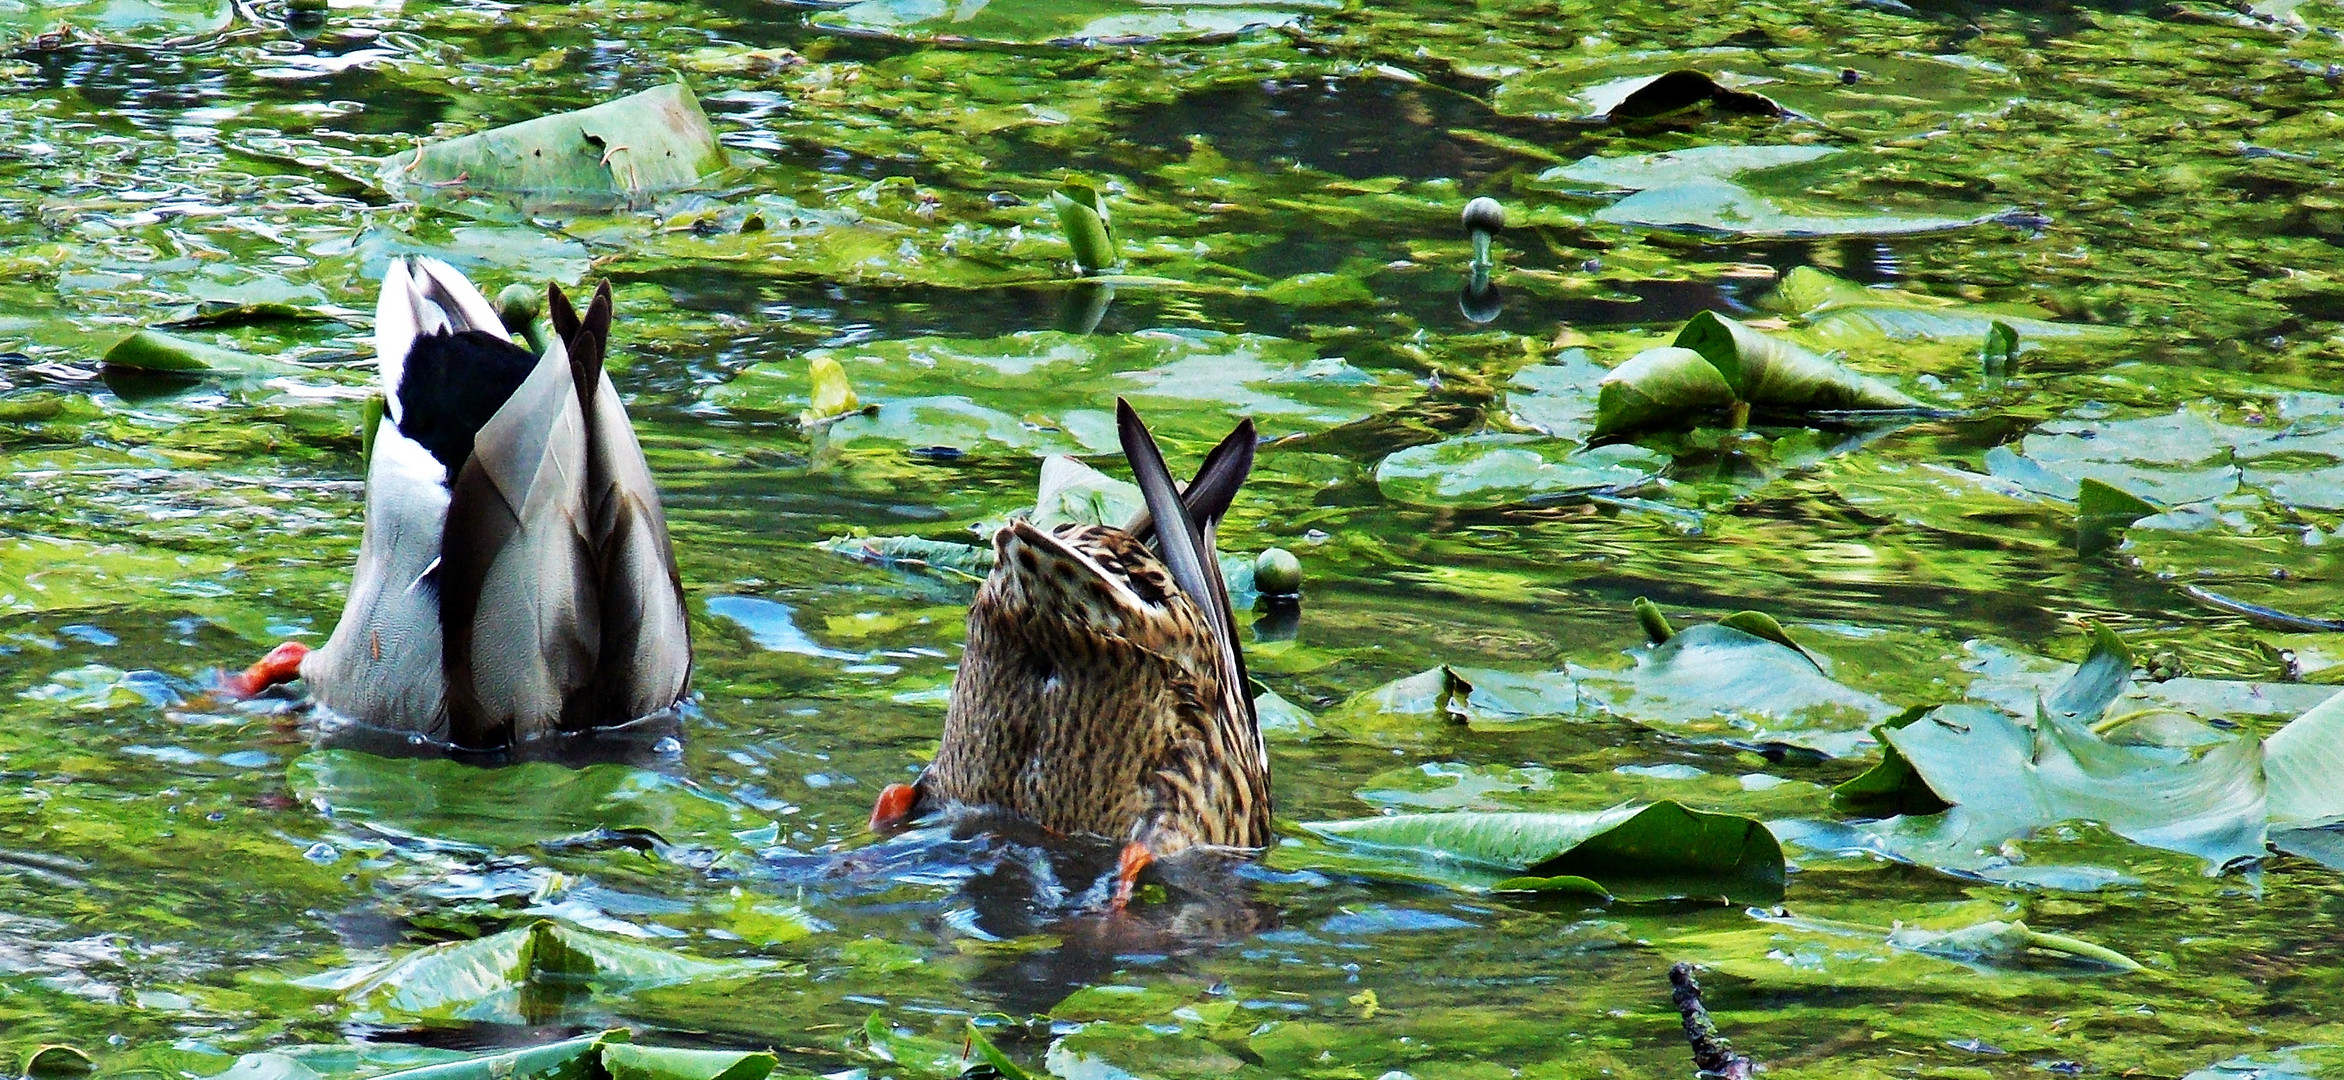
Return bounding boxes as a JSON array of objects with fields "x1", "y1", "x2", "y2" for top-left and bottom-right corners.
[
  {"x1": 229, "y1": 257, "x2": 690, "y2": 750},
  {"x1": 872, "y1": 402, "x2": 1270, "y2": 901}
]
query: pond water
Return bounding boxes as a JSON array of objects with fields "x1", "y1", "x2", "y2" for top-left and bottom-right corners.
[{"x1": 5, "y1": 0, "x2": 2344, "y2": 1077}]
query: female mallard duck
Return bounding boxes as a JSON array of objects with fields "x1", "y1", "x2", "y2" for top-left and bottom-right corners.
[
  {"x1": 870, "y1": 401, "x2": 1271, "y2": 906},
  {"x1": 224, "y1": 256, "x2": 691, "y2": 750}
]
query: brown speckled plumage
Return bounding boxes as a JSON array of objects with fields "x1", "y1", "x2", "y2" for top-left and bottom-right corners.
[{"x1": 909, "y1": 404, "x2": 1269, "y2": 858}]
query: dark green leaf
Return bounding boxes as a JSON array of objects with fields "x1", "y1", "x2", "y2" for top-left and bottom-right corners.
[
  {"x1": 600, "y1": 1043, "x2": 780, "y2": 1080},
  {"x1": 2076, "y1": 477, "x2": 2162, "y2": 557},
  {"x1": 1714, "y1": 610, "x2": 1820, "y2": 671},
  {"x1": 101, "y1": 329, "x2": 299, "y2": 375},
  {"x1": 1673, "y1": 311, "x2": 1923, "y2": 411},
  {"x1": 1301, "y1": 802, "x2": 1785, "y2": 904},
  {"x1": 23, "y1": 1046, "x2": 94, "y2": 1080},
  {"x1": 1830, "y1": 705, "x2": 1953, "y2": 818},
  {"x1": 1591, "y1": 345, "x2": 1735, "y2": 437},
  {"x1": 962, "y1": 1023, "x2": 1036, "y2": 1080}
]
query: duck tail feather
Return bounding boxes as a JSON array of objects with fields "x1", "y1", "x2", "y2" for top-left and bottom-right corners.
[
  {"x1": 437, "y1": 330, "x2": 598, "y2": 749},
  {"x1": 406, "y1": 256, "x2": 502, "y2": 336},
  {"x1": 1121, "y1": 418, "x2": 1257, "y2": 544},
  {"x1": 547, "y1": 281, "x2": 582, "y2": 350},
  {"x1": 1116, "y1": 400, "x2": 1256, "y2": 734},
  {"x1": 374, "y1": 257, "x2": 425, "y2": 413}
]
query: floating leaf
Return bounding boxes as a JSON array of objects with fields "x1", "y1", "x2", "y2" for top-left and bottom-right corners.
[
  {"x1": 808, "y1": 0, "x2": 1339, "y2": 45},
  {"x1": 22, "y1": 1046, "x2": 94, "y2": 1080},
  {"x1": 1373, "y1": 434, "x2": 1667, "y2": 508},
  {"x1": 379, "y1": 83, "x2": 727, "y2": 214},
  {"x1": 1591, "y1": 345, "x2": 1735, "y2": 437},
  {"x1": 101, "y1": 329, "x2": 300, "y2": 375},
  {"x1": 1543, "y1": 144, "x2": 1840, "y2": 189},
  {"x1": 1674, "y1": 311, "x2": 1922, "y2": 412},
  {"x1": 1521, "y1": 68, "x2": 1782, "y2": 124},
  {"x1": 1032, "y1": 454, "x2": 1142, "y2": 529},
  {"x1": 1578, "y1": 623, "x2": 1899, "y2": 757},
  {"x1": 1830, "y1": 705, "x2": 1953, "y2": 818},
  {"x1": 296, "y1": 921, "x2": 772, "y2": 1025},
  {"x1": 1301, "y1": 802, "x2": 1784, "y2": 904},
  {"x1": 1879, "y1": 704, "x2": 2268, "y2": 869},
  {"x1": 355, "y1": 1034, "x2": 607, "y2": 1080},
  {"x1": 2264, "y1": 691, "x2": 2344, "y2": 826},
  {"x1": 2049, "y1": 621, "x2": 2134, "y2": 723},
  {"x1": 1598, "y1": 179, "x2": 2008, "y2": 238},
  {"x1": 600, "y1": 1043, "x2": 779, "y2": 1080}
]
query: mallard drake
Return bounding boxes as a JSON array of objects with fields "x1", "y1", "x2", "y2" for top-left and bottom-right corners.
[
  {"x1": 224, "y1": 256, "x2": 691, "y2": 749},
  {"x1": 870, "y1": 401, "x2": 1271, "y2": 905}
]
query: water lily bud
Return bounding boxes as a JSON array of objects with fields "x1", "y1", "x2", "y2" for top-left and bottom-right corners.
[
  {"x1": 1461, "y1": 196, "x2": 1506, "y2": 236},
  {"x1": 1254, "y1": 547, "x2": 1302, "y2": 597},
  {"x1": 495, "y1": 282, "x2": 542, "y2": 332}
]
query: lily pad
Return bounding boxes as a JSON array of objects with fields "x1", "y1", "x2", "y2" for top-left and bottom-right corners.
[
  {"x1": 295, "y1": 921, "x2": 772, "y2": 1026},
  {"x1": 101, "y1": 329, "x2": 302, "y2": 375},
  {"x1": 1372, "y1": 434, "x2": 1667, "y2": 508},
  {"x1": 1560, "y1": 69, "x2": 1783, "y2": 124},
  {"x1": 709, "y1": 329, "x2": 1405, "y2": 454},
  {"x1": 1577, "y1": 622, "x2": 1900, "y2": 757},
  {"x1": 379, "y1": 83, "x2": 728, "y2": 215},
  {"x1": 1300, "y1": 802, "x2": 1784, "y2": 904},
  {"x1": 809, "y1": 0, "x2": 1339, "y2": 45}
]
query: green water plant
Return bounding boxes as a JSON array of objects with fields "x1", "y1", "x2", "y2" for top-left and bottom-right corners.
[{"x1": 1050, "y1": 180, "x2": 1116, "y2": 274}]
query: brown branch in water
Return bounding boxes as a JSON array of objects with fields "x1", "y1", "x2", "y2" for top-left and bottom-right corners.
[{"x1": 1669, "y1": 962, "x2": 1756, "y2": 1080}]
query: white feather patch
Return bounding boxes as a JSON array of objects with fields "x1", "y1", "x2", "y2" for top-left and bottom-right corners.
[{"x1": 409, "y1": 256, "x2": 504, "y2": 337}]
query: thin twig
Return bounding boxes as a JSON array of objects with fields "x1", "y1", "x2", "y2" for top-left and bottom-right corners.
[{"x1": 1669, "y1": 962, "x2": 1756, "y2": 1079}]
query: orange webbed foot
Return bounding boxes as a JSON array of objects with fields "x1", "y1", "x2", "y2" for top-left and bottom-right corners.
[
  {"x1": 869, "y1": 782, "x2": 921, "y2": 832},
  {"x1": 219, "y1": 642, "x2": 310, "y2": 700},
  {"x1": 1109, "y1": 842, "x2": 1155, "y2": 912}
]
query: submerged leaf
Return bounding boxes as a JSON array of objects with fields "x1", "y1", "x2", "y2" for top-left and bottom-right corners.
[{"x1": 1302, "y1": 802, "x2": 1784, "y2": 903}]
